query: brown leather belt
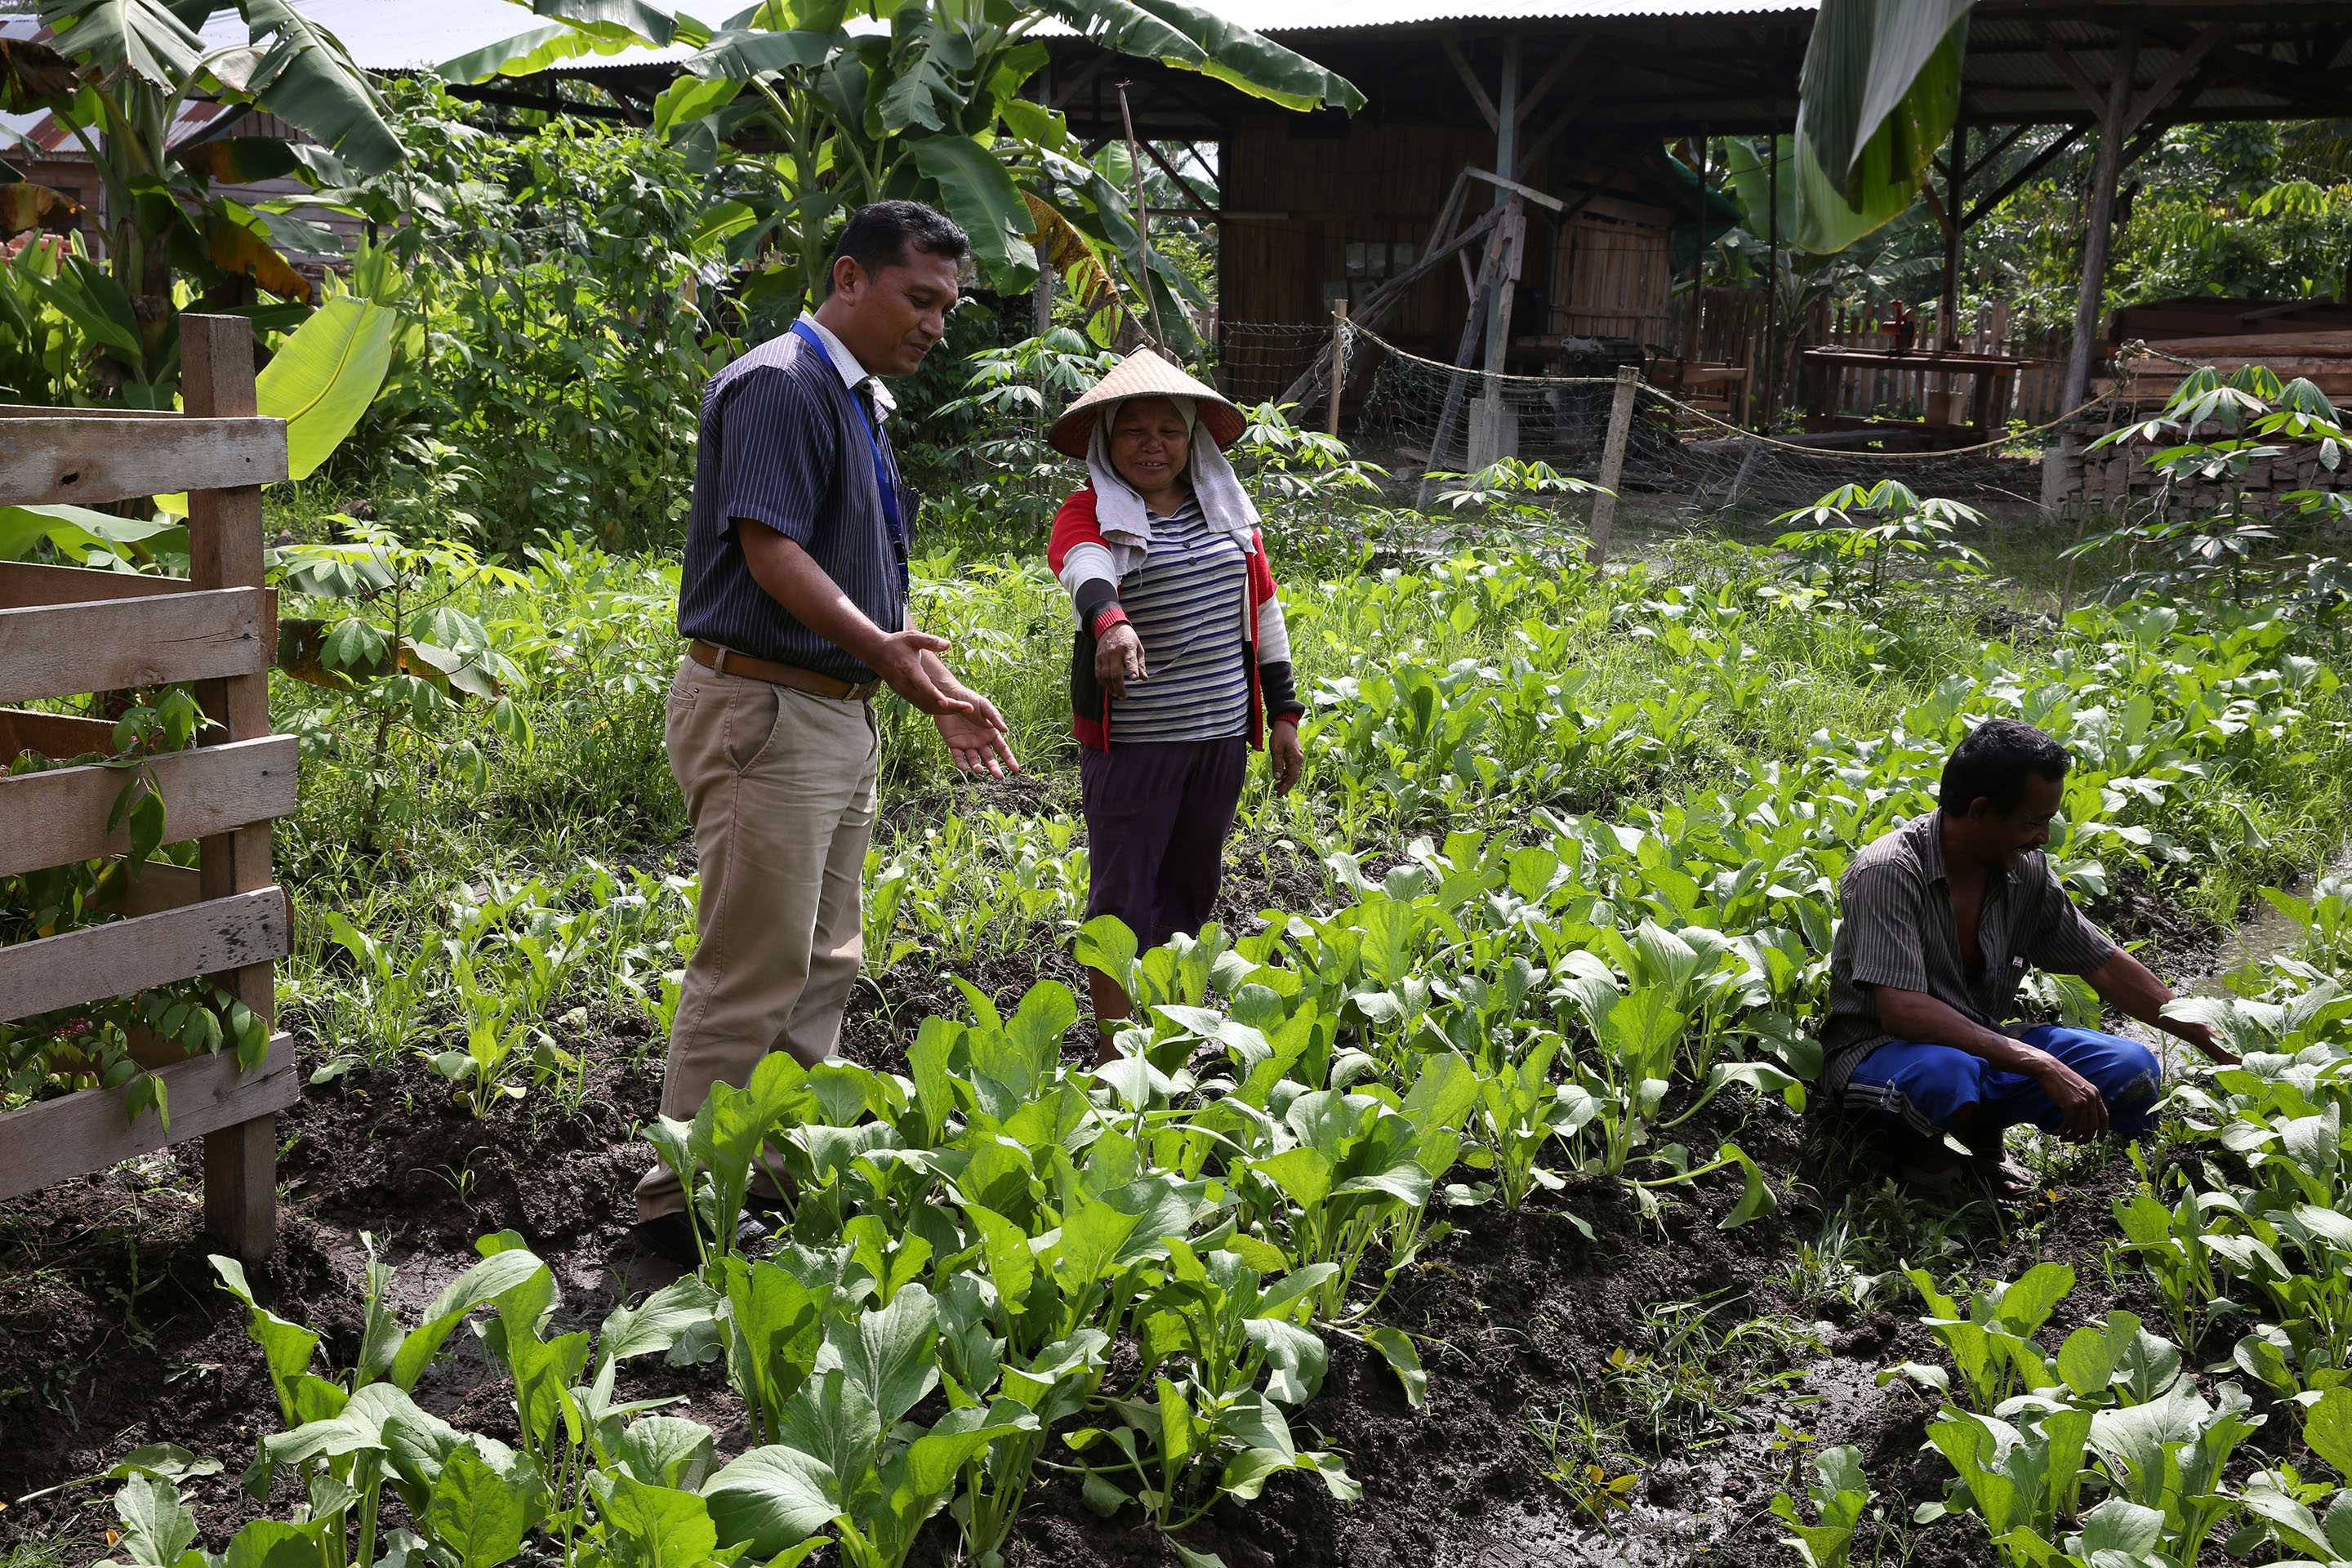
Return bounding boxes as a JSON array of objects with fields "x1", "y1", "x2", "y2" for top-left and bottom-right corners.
[{"x1": 689, "y1": 640, "x2": 880, "y2": 701}]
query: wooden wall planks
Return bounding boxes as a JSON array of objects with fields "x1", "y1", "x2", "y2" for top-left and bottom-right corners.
[
  {"x1": 0, "y1": 1039, "x2": 300, "y2": 1202},
  {"x1": 0, "y1": 561, "x2": 201, "y2": 608}
]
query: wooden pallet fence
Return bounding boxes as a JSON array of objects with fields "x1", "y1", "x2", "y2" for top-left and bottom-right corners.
[{"x1": 0, "y1": 316, "x2": 299, "y2": 1261}]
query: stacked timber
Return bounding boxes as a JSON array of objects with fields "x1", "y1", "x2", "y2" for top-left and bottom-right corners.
[
  {"x1": 2103, "y1": 329, "x2": 2352, "y2": 401},
  {"x1": 2051, "y1": 404, "x2": 2352, "y2": 520}
]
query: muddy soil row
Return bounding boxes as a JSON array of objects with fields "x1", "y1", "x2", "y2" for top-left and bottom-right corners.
[{"x1": 0, "y1": 856, "x2": 2235, "y2": 1566}]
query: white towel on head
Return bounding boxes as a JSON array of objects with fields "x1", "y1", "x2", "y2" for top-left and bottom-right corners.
[{"x1": 1084, "y1": 395, "x2": 1261, "y2": 571}]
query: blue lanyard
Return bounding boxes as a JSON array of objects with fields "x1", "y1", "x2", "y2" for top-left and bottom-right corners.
[{"x1": 791, "y1": 320, "x2": 907, "y2": 599}]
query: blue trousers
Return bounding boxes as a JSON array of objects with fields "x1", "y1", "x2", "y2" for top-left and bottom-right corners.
[{"x1": 1843, "y1": 1025, "x2": 2163, "y2": 1142}]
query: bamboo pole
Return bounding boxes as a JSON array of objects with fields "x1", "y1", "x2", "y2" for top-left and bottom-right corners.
[{"x1": 1116, "y1": 82, "x2": 1167, "y2": 354}]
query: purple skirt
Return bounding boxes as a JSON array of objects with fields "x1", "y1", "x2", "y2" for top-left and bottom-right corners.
[{"x1": 1080, "y1": 737, "x2": 1248, "y2": 951}]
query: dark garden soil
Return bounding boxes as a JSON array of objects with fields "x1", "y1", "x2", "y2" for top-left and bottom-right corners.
[{"x1": 0, "y1": 858, "x2": 2248, "y2": 1568}]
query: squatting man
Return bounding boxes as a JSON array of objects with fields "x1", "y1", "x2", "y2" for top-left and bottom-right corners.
[{"x1": 1822, "y1": 717, "x2": 2236, "y2": 1195}]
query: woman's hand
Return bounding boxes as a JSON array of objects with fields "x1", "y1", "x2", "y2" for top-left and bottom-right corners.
[
  {"x1": 1095, "y1": 621, "x2": 1146, "y2": 700},
  {"x1": 1269, "y1": 717, "x2": 1304, "y2": 795}
]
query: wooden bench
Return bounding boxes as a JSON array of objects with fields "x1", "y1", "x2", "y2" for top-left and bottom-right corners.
[{"x1": 0, "y1": 317, "x2": 299, "y2": 1261}]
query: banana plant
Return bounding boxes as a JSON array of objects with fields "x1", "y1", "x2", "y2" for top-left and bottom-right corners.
[
  {"x1": 443, "y1": 0, "x2": 1361, "y2": 323},
  {"x1": 2, "y1": 1, "x2": 402, "y2": 394}
]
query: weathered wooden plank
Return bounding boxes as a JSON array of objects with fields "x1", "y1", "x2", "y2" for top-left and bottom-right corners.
[
  {"x1": 0, "y1": 1036, "x2": 298, "y2": 1203},
  {"x1": 0, "y1": 561, "x2": 198, "y2": 608},
  {"x1": 0, "y1": 416, "x2": 287, "y2": 506},
  {"x1": 0, "y1": 707, "x2": 116, "y2": 762},
  {"x1": 0, "y1": 404, "x2": 182, "y2": 420},
  {"x1": 0, "y1": 588, "x2": 266, "y2": 703},
  {"x1": 0, "y1": 734, "x2": 297, "y2": 879},
  {"x1": 0, "y1": 887, "x2": 287, "y2": 1022}
]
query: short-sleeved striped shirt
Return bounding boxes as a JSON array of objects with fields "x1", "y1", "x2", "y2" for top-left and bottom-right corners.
[
  {"x1": 675, "y1": 317, "x2": 909, "y2": 685},
  {"x1": 1109, "y1": 498, "x2": 1250, "y2": 744},
  {"x1": 1821, "y1": 810, "x2": 2118, "y2": 1096}
]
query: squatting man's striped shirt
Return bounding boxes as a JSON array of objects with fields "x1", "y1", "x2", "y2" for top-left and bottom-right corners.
[{"x1": 1820, "y1": 809, "x2": 2118, "y2": 1100}]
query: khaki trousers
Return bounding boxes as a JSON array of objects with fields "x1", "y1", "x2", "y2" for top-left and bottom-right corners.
[{"x1": 633, "y1": 655, "x2": 878, "y2": 1220}]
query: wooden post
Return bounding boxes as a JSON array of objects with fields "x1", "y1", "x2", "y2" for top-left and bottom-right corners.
[
  {"x1": 1470, "y1": 38, "x2": 1522, "y2": 468},
  {"x1": 1683, "y1": 127, "x2": 1708, "y2": 366},
  {"x1": 2051, "y1": 24, "x2": 2140, "y2": 508},
  {"x1": 1588, "y1": 364, "x2": 1638, "y2": 567},
  {"x1": 1326, "y1": 298, "x2": 1348, "y2": 438},
  {"x1": 1763, "y1": 129, "x2": 1780, "y2": 429},
  {"x1": 180, "y1": 314, "x2": 280, "y2": 1263}
]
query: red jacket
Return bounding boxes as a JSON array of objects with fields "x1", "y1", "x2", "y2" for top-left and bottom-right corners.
[{"x1": 1048, "y1": 487, "x2": 1304, "y2": 751}]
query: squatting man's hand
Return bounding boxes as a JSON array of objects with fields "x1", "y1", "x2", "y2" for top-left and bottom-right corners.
[{"x1": 1096, "y1": 621, "x2": 1147, "y2": 700}]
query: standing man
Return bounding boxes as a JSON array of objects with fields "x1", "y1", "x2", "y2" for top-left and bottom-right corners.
[
  {"x1": 1822, "y1": 718, "x2": 2234, "y2": 1199},
  {"x1": 634, "y1": 200, "x2": 1018, "y2": 1263}
]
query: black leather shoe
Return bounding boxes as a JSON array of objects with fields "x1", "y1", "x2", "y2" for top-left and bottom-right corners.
[{"x1": 631, "y1": 1210, "x2": 767, "y2": 1267}]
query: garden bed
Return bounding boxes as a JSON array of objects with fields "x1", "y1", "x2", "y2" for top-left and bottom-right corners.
[{"x1": 0, "y1": 891, "x2": 2226, "y2": 1568}]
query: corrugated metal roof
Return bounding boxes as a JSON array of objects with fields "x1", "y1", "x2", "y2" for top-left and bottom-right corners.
[
  {"x1": 1240, "y1": 0, "x2": 1813, "y2": 28},
  {"x1": 187, "y1": 0, "x2": 1812, "y2": 74},
  {"x1": 189, "y1": 0, "x2": 687, "y2": 74}
]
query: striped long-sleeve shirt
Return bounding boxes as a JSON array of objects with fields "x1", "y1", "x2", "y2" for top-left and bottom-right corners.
[{"x1": 1107, "y1": 498, "x2": 1250, "y2": 743}]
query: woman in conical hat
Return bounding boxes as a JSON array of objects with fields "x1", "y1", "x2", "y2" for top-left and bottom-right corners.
[{"x1": 1045, "y1": 348, "x2": 1309, "y2": 1061}]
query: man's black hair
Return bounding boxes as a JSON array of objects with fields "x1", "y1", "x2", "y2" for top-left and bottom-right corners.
[
  {"x1": 1939, "y1": 718, "x2": 2072, "y2": 815},
  {"x1": 824, "y1": 201, "x2": 969, "y2": 296}
]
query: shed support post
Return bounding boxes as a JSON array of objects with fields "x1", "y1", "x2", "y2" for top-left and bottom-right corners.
[
  {"x1": 1471, "y1": 37, "x2": 1521, "y2": 471},
  {"x1": 182, "y1": 314, "x2": 280, "y2": 1264},
  {"x1": 2049, "y1": 23, "x2": 2140, "y2": 509},
  {"x1": 1588, "y1": 364, "x2": 1638, "y2": 567},
  {"x1": 1763, "y1": 128, "x2": 1780, "y2": 429}
]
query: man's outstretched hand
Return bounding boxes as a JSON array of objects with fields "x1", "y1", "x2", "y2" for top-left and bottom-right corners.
[
  {"x1": 866, "y1": 629, "x2": 973, "y2": 715},
  {"x1": 936, "y1": 708, "x2": 1017, "y2": 777},
  {"x1": 927, "y1": 657, "x2": 1017, "y2": 777}
]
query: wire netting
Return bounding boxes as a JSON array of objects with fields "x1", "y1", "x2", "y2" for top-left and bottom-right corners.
[{"x1": 1214, "y1": 319, "x2": 2066, "y2": 512}]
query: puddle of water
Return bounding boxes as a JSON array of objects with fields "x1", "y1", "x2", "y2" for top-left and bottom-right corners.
[
  {"x1": 2180, "y1": 848, "x2": 2352, "y2": 1000},
  {"x1": 1448, "y1": 1352, "x2": 1880, "y2": 1568}
]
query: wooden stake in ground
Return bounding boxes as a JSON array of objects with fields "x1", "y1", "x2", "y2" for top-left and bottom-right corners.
[{"x1": 1588, "y1": 363, "x2": 1639, "y2": 567}]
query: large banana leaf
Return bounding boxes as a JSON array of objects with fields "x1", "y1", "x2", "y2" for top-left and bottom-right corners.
[
  {"x1": 0, "y1": 36, "x2": 85, "y2": 109},
  {"x1": 910, "y1": 134, "x2": 1038, "y2": 291},
  {"x1": 439, "y1": 23, "x2": 641, "y2": 83},
  {"x1": 255, "y1": 295, "x2": 400, "y2": 481},
  {"x1": 1793, "y1": 0, "x2": 1970, "y2": 253},
  {"x1": 231, "y1": 0, "x2": 404, "y2": 174},
  {"x1": 1122, "y1": 0, "x2": 1363, "y2": 114},
  {"x1": 0, "y1": 180, "x2": 81, "y2": 238},
  {"x1": 42, "y1": 0, "x2": 208, "y2": 87}
]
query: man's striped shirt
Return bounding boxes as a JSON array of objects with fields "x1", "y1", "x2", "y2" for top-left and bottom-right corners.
[
  {"x1": 1821, "y1": 810, "x2": 2118, "y2": 1097},
  {"x1": 675, "y1": 317, "x2": 908, "y2": 685},
  {"x1": 1110, "y1": 498, "x2": 1250, "y2": 744}
]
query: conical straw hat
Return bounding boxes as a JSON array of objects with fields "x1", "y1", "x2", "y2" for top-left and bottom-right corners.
[{"x1": 1048, "y1": 346, "x2": 1245, "y2": 457}]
